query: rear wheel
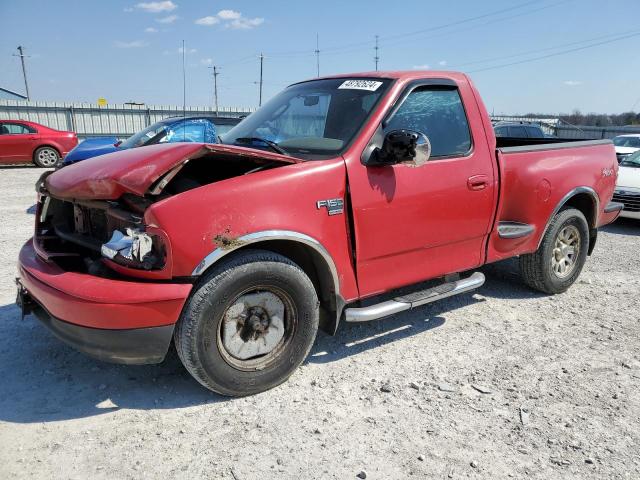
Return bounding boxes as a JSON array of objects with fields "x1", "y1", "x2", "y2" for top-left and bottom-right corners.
[
  {"x1": 520, "y1": 207, "x2": 589, "y2": 294},
  {"x1": 33, "y1": 146, "x2": 60, "y2": 168},
  {"x1": 174, "y1": 249, "x2": 319, "y2": 396}
]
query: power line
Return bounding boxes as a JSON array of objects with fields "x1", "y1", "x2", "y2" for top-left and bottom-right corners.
[
  {"x1": 377, "y1": 0, "x2": 570, "y2": 52},
  {"x1": 468, "y1": 30, "x2": 640, "y2": 73},
  {"x1": 449, "y1": 28, "x2": 639, "y2": 69},
  {"x1": 263, "y1": 0, "x2": 543, "y2": 58}
]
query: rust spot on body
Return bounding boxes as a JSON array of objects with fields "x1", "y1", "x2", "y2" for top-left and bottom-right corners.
[{"x1": 213, "y1": 228, "x2": 245, "y2": 249}]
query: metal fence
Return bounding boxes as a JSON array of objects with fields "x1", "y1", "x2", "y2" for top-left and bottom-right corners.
[
  {"x1": 492, "y1": 115, "x2": 640, "y2": 140},
  {"x1": 0, "y1": 100, "x2": 254, "y2": 139}
]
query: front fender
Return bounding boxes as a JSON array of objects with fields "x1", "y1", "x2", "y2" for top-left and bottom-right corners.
[{"x1": 144, "y1": 158, "x2": 360, "y2": 302}]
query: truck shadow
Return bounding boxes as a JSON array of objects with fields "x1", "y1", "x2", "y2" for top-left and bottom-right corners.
[
  {"x1": 0, "y1": 260, "x2": 529, "y2": 424},
  {"x1": 601, "y1": 218, "x2": 640, "y2": 237},
  {"x1": 0, "y1": 299, "x2": 469, "y2": 424}
]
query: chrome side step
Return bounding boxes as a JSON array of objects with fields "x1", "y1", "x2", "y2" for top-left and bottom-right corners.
[{"x1": 344, "y1": 272, "x2": 485, "y2": 322}]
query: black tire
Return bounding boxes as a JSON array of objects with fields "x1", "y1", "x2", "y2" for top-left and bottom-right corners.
[
  {"x1": 174, "y1": 249, "x2": 319, "y2": 396},
  {"x1": 519, "y1": 207, "x2": 589, "y2": 294},
  {"x1": 33, "y1": 146, "x2": 61, "y2": 168}
]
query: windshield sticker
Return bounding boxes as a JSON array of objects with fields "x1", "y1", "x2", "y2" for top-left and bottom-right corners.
[{"x1": 338, "y1": 80, "x2": 383, "y2": 91}]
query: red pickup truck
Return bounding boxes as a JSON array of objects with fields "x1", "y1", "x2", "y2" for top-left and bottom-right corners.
[{"x1": 17, "y1": 71, "x2": 622, "y2": 396}]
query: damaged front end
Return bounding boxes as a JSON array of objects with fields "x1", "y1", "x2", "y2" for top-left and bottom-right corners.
[
  {"x1": 35, "y1": 189, "x2": 170, "y2": 279},
  {"x1": 34, "y1": 143, "x2": 299, "y2": 281}
]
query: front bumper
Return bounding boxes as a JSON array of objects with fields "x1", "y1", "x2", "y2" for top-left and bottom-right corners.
[{"x1": 17, "y1": 239, "x2": 192, "y2": 364}]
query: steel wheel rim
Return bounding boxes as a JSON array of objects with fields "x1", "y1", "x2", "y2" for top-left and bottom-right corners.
[
  {"x1": 216, "y1": 286, "x2": 297, "y2": 371},
  {"x1": 551, "y1": 224, "x2": 581, "y2": 278},
  {"x1": 38, "y1": 148, "x2": 58, "y2": 167}
]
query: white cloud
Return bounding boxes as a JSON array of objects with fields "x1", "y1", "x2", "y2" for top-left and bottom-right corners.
[
  {"x1": 195, "y1": 16, "x2": 219, "y2": 26},
  {"x1": 144, "y1": 27, "x2": 158, "y2": 33},
  {"x1": 228, "y1": 16, "x2": 264, "y2": 29},
  {"x1": 563, "y1": 80, "x2": 582, "y2": 86},
  {"x1": 136, "y1": 1, "x2": 177, "y2": 13},
  {"x1": 196, "y1": 9, "x2": 263, "y2": 29},
  {"x1": 413, "y1": 64, "x2": 430, "y2": 70},
  {"x1": 123, "y1": 7, "x2": 134, "y2": 12},
  {"x1": 156, "y1": 14, "x2": 179, "y2": 23},
  {"x1": 114, "y1": 40, "x2": 148, "y2": 48},
  {"x1": 200, "y1": 58, "x2": 213, "y2": 65},
  {"x1": 217, "y1": 9, "x2": 241, "y2": 20},
  {"x1": 178, "y1": 47, "x2": 197, "y2": 54},
  {"x1": 438, "y1": 60, "x2": 447, "y2": 66}
]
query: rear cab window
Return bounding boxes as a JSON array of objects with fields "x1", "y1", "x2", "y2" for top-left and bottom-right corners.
[
  {"x1": 508, "y1": 126, "x2": 528, "y2": 138},
  {"x1": 525, "y1": 126, "x2": 544, "y2": 138}
]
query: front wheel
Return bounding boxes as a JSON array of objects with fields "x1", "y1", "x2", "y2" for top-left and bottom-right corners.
[
  {"x1": 520, "y1": 207, "x2": 589, "y2": 294},
  {"x1": 174, "y1": 249, "x2": 319, "y2": 396},
  {"x1": 33, "y1": 146, "x2": 60, "y2": 168}
]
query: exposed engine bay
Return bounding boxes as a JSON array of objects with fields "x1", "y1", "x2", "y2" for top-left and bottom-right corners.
[{"x1": 36, "y1": 152, "x2": 288, "y2": 277}]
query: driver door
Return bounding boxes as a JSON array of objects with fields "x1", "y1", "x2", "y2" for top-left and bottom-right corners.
[{"x1": 347, "y1": 82, "x2": 496, "y2": 296}]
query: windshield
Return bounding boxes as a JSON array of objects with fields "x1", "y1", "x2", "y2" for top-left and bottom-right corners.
[
  {"x1": 119, "y1": 118, "x2": 217, "y2": 149},
  {"x1": 613, "y1": 136, "x2": 640, "y2": 148},
  {"x1": 222, "y1": 78, "x2": 392, "y2": 159},
  {"x1": 620, "y1": 149, "x2": 640, "y2": 167}
]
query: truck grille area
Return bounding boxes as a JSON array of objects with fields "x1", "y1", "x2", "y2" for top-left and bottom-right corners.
[
  {"x1": 613, "y1": 191, "x2": 640, "y2": 213},
  {"x1": 35, "y1": 195, "x2": 143, "y2": 273}
]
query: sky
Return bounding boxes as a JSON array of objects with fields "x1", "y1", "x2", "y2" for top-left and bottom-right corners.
[{"x1": 1, "y1": 0, "x2": 639, "y2": 115}]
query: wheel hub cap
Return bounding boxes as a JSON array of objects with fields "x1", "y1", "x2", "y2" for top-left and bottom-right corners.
[
  {"x1": 222, "y1": 291, "x2": 285, "y2": 360},
  {"x1": 551, "y1": 225, "x2": 580, "y2": 278}
]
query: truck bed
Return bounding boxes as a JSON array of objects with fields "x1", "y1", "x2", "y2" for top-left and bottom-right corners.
[
  {"x1": 486, "y1": 139, "x2": 617, "y2": 263},
  {"x1": 495, "y1": 136, "x2": 593, "y2": 149}
]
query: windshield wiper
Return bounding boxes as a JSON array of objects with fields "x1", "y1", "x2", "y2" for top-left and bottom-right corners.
[{"x1": 234, "y1": 137, "x2": 288, "y2": 155}]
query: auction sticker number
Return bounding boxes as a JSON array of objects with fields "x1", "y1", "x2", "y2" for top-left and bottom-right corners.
[{"x1": 338, "y1": 80, "x2": 383, "y2": 91}]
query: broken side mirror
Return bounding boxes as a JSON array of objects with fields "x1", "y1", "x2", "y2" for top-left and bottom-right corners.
[{"x1": 365, "y1": 129, "x2": 431, "y2": 167}]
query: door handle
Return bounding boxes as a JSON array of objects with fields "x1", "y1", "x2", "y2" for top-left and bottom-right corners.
[{"x1": 467, "y1": 175, "x2": 489, "y2": 191}]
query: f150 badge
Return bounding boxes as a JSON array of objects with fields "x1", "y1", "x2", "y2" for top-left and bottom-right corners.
[
  {"x1": 602, "y1": 166, "x2": 614, "y2": 177},
  {"x1": 316, "y1": 198, "x2": 344, "y2": 215}
]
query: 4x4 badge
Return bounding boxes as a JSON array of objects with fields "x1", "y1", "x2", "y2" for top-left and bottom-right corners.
[{"x1": 316, "y1": 198, "x2": 344, "y2": 216}]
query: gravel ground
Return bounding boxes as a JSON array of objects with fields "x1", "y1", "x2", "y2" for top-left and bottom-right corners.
[{"x1": 0, "y1": 166, "x2": 639, "y2": 480}]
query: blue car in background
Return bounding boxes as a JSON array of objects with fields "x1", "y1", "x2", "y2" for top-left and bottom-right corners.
[{"x1": 63, "y1": 116, "x2": 242, "y2": 165}]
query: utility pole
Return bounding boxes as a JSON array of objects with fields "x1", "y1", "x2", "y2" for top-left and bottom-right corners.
[
  {"x1": 181, "y1": 40, "x2": 186, "y2": 114},
  {"x1": 209, "y1": 65, "x2": 220, "y2": 116},
  {"x1": 374, "y1": 35, "x2": 379, "y2": 71},
  {"x1": 315, "y1": 33, "x2": 320, "y2": 77},
  {"x1": 13, "y1": 46, "x2": 30, "y2": 100},
  {"x1": 258, "y1": 53, "x2": 264, "y2": 107}
]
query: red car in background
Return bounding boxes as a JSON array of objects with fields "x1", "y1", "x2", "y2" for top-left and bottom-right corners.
[{"x1": 0, "y1": 120, "x2": 78, "y2": 167}]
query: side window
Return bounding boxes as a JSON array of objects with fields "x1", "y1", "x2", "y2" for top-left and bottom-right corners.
[
  {"x1": 526, "y1": 126, "x2": 544, "y2": 138},
  {"x1": 3, "y1": 123, "x2": 32, "y2": 134},
  {"x1": 164, "y1": 120, "x2": 216, "y2": 143},
  {"x1": 494, "y1": 126, "x2": 507, "y2": 137},
  {"x1": 385, "y1": 87, "x2": 472, "y2": 158}
]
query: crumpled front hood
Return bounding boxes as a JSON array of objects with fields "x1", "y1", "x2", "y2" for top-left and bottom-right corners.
[
  {"x1": 46, "y1": 143, "x2": 301, "y2": 200},
  {"x1": 63, "y1": 136, "x2": 120, "y2": 164}
]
